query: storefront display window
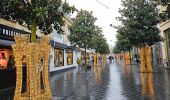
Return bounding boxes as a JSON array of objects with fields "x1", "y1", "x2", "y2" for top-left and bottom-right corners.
[
  {"x1": 67, "y1": 50, "x2": 73, "y2": 65},
  {"x1": 0, "y1": 49, "x2": 13, "y2": 69},
  {"x1": 54, "y1": 48, "x2": 64, "y2": 67}
]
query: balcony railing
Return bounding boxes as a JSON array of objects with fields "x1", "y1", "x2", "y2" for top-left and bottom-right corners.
[{"x1": 0, "y1": 24, "x2": 30, "y2": 41}]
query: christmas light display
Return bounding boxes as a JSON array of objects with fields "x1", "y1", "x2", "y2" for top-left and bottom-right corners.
[{"x1": 12, "y1": 34, "x2": 51, "y2": 100}]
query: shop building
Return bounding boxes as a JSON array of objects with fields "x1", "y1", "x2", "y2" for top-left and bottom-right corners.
[
  {"x1": 0, "y1": 19, "x2": 30, "y2": 69},
  {"x1": 0, "y1": 19, "x2": 31, "y2": 89},
  {"x1": 49, "y1": 15, "x2": 81, "y2": 72},
  {"x1": 160, "y1": 20, "x2": 170, "y2": 68},
  {"x1": 0, "y1": 17, "x2": 81, "y2": 72},
  {"x1": 157, "y1": 5, "x2": 170, "y2": 68}
]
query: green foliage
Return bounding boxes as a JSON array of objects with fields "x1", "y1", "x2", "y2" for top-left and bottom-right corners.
[
  {"x1": 69, "y1": 12, "x2": 109, "y2": 54},
  {"x1": 115, "y1": 0, "x2": 163, "y2": 47},
  {"x1": 69, "y1": 10, "x2": 110, "y2": 54},
  {"x1": 113, "y1": 44, "x2": 122, "y2": 54},
  {"x1": 69, "y1": 10, "x2": 97, "y2": 48},
  {"x1": 95, "y1": 35, "x2": 110, "y2": 54},
  {"x1": 1, "y1": 0, "x2": 76, "y2": 34},
  {"x1": 89, "y1": 26, "x2": 110, "y2": 54},
  {"x1": 117, "y1": 33, "x2": 132, "y2": 51},
  {"x1": 113, "y1": 33, "x2": 133, "y2": 54},
  {"x1": 69, "y1": 9, "x2": 98, "y2": 66}
]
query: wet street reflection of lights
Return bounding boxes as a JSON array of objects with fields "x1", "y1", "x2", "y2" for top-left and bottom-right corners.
[
  {"x1": 93, "y1": 65, "x2": 101, "y2": 85},
  {"x1": 43, "y1": 60, "x2": 170, "y2": 100},
  {"x1": 123, "y1": 64, "x2": 132, "y2": 75},
  {"x1": 3, "y1": 59, "x2": 170, "y2": 100},
  {"x1": 140, "y1": 73, "x2": 155, "y2": 100},
  {"x1": 3, "y1": 58, "x2": 170, "y2": 100}
]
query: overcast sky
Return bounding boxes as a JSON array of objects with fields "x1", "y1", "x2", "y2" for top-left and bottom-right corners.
[{"x1": 67, "y1": 0, "x2": 122, "y2": 47}]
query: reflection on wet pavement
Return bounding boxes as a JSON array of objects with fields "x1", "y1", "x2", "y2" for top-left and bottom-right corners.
[
  {"x1": 0, "y1": 60, "x2": 170, "y2": 100},
  {"x1": 49, "y1": 60, "x2": 170, "y2": 100},
  {"x1": 2, "y1": 60, "x2": 170, "y2": 100},
  {"x1": 141, "y1": 73, "x2": 155, "y2": 100}
]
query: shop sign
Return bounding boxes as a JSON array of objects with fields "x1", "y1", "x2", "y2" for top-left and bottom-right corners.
[{"x1": 0, "y1": 24, "x2": 30, "y2": 41}]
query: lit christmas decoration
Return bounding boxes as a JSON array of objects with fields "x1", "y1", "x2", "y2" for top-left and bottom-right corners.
[
  {"x1": 139, "y1": 47, "x2": 152, "y2": 73},
  {"x1": 12, "y1": 34, "x2": 51, "y2": 100},
  {"x1": 94, "y1": 53, "x2": 99, "y2": 66}
]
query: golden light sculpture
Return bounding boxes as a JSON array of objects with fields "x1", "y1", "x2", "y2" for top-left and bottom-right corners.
[
  {"x1": 139, "y1": 46, "x2": 153, "y2": 73},
  {"x1": 101, "y1": 54, "x2": 106, "y2": 66},
  {"x1": 100, "y1": 54, "x2": 106, "y2": 70},
  {"x1": 12, "y1": 35, "x2": 52, "y2": 100},
  {"x1": 125, "y1": 53, "x2": 130, "y2": 65},
  {"x1": 93, "y1": 53, "x2": 98, "y2": 66}
]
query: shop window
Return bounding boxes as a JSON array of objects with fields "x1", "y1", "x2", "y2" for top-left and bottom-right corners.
[
  {"x1": 0, "y1": 49, "x2": 13, "y2": 69},
  {"x1": 54, "y1": 48, "x2": 64, "y2": 67},
  {"x1": 67, "y1": 50, "x2": 73, "y2": 65}
]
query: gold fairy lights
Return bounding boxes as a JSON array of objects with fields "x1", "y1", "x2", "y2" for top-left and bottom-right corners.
[
  {"x1": 12, "y1": 35, "x2": 52, "y2": 100},
  {"x1": 139, "y1": 46, "x2": 153, "y2": 73}
]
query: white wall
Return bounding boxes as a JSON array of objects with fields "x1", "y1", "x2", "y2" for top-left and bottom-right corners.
[
  {"x1": 64, "y1": 49, "x2": 67, "y2": 67},
  {"x1": 73, "y1": 51, "x2": 78, "y2": 66},
  {"x1": 49, "y1": 47, "x2": 54, "y2": 72}
]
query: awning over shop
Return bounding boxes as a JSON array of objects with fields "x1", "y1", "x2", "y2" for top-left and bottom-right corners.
[
  {"x1": 0, "y1": 39, "x2": 14, "y2": 47},
  {"x1": 50, "y1": 40, "x2": 67, "y2": 49},
  {"x1": 67, "y1": 46, "x2": 81, "y2": 52},
  {"x1": 67, "y1": 46, "x2": 75, "y2": 50}
]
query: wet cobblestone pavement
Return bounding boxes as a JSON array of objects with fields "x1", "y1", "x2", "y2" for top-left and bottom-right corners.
[
  {"x1": 1, "y1": 60, "x2": 170, "y2": 100},
  {"x1": 50, "y1": 60, "x2": 170, "y2": 100}
]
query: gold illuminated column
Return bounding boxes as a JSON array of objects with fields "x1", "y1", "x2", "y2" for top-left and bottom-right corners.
[
  {"x1": 93, "y1": 66, "x2": 101, "y2": 85},
  {"x1": 93, "y1": 52, "x2": 99, "y2": 66},
  {"x1": 96, "y1": 53, "x2": 98, "y2": 65},
  {"x1": 117, "y1": 54, "x2": 120, "y2": 64},
  {"x1": 139, "y1": 46, "x2": 152, "y2": 73},
  {"x1": 12, "y1": 35, "x2": 51, "y2": 100},
  {"x1": 125, "y1": 53, "x2": 130, "y2": 65},
  {"x1": 102, "y1": 54, "x2": 106, "y2": 64}
]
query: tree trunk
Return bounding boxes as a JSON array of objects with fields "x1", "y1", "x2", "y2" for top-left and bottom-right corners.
[{"x1": 31, "y1": 19, "x2": 37, "y2": 42}]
